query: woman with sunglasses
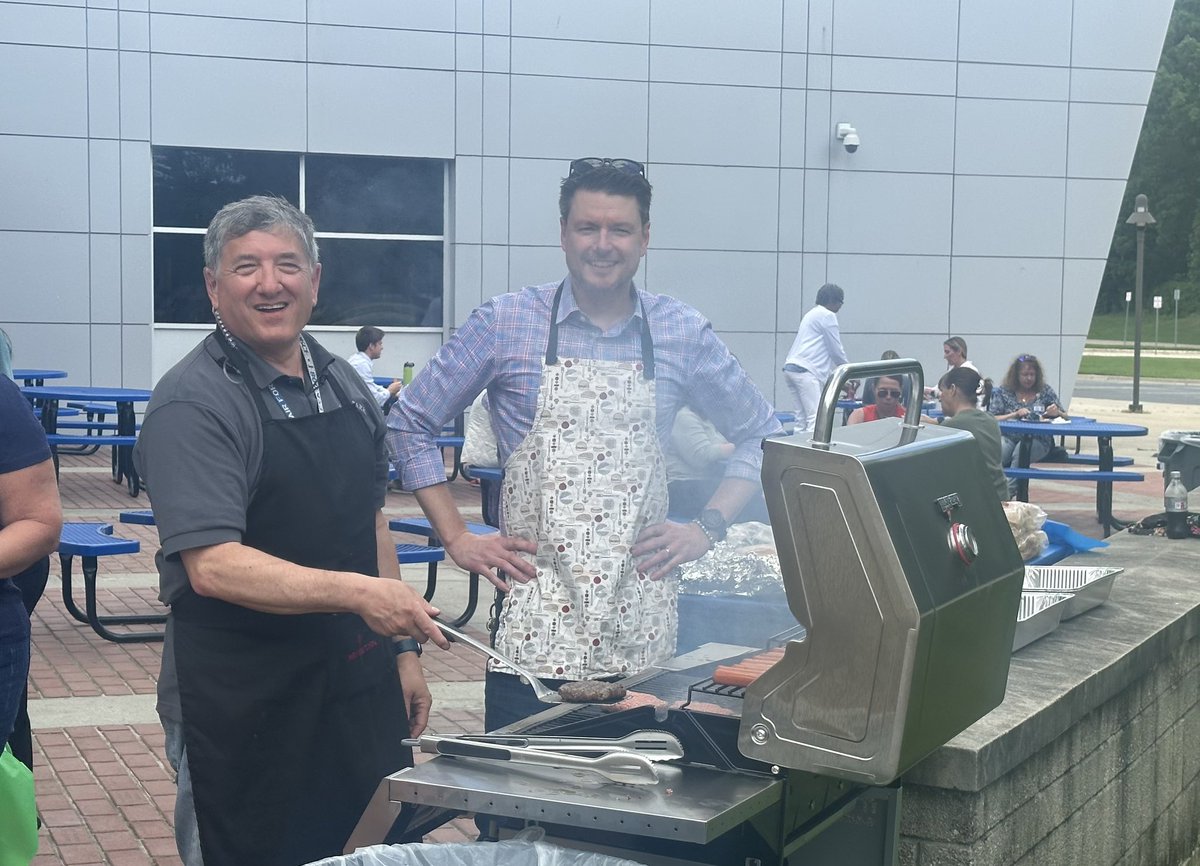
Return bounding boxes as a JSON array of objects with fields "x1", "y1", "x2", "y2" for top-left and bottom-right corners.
[
  {"x1": 938, "y1": 366, "x2": 1008, "y2": 501},
  {"x1": 846, "y1": 375, "x2": 906, "y2": 424},
  {"x1": 989, "y1": 353, "x2": 1066, "y2": 471}
]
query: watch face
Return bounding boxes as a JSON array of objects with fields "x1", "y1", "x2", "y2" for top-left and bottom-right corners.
[{"x1": 700, "y1": 509, "x2": 727, "y2": 539}]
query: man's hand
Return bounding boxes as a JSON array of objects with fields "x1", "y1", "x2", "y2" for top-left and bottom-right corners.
[
  {"x1": 396, "y1": 652, "x2": 432, "y2": 737},
  {"x1": 358, "y1": 578, "x2": 450, "y2": 650},
  {"x1": 387, "y1": 380, "x2": 403, "y2": 395},
  {"x1": 631, "y1": 520, "x2": 711, "y2": 581},
  {"x1": 444, "y1": 530, "x2": 538, "y2": 592}
]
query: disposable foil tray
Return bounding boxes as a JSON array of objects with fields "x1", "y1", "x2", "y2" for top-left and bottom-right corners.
[
  {"x1": 1023, "y1": 566, "x2": 1123, "y2": 619},
  {"x1": 1012, "y1": 592, "x2": 1073, "y2": 652}
]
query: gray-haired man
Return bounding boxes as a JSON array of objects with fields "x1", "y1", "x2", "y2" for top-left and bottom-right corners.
[{"x1": 135, "y1": 195, "x2": 448, "y2": 865}]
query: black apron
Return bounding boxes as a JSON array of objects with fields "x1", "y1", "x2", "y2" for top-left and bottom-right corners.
[{"x1": 172, "y1": 339, "x2": 410, "y2": 866}]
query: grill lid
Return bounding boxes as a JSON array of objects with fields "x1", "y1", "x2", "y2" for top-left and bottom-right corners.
[{"x1": 742, "y1": 360, "x2": 1024, "y2": 784}]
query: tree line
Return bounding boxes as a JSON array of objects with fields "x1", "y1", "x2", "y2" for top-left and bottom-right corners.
[{"x1": 1097, "y1": 0, "x2": 1200, "y2": 315}]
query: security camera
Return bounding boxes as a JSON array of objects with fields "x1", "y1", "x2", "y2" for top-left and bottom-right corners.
[{"x1": 836, "y1": 123, "x2": 860, "y2": 153}]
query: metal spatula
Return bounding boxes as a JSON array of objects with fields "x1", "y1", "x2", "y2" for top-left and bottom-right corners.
[
  {"x1": 462, "y1": 731, "x2": 684, "y2": 762},
  {"x1": 436, "y1": 620, "x2": 628, "y2": 707},
  {"x1": 434, "y1": 620, "x2": 564, "y2": 704},
  {"x1": 404, "y1": 735, "x2": 661, "y2": 785}
]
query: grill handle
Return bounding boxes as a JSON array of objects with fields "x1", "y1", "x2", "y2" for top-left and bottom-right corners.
[{"x1": 811, "y1": 358, "x2": 925, "y2": 449}]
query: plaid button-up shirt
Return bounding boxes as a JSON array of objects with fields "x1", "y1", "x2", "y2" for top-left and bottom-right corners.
[{"x1": 388, "y1": 278, "x2": 782, "y2": 491}]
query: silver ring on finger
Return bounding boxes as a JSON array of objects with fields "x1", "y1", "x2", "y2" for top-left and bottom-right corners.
[{"x1": 665, "y1": 547, "x2": 671, "y2": 558}]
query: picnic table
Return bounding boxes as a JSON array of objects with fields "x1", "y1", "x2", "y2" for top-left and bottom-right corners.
[
  {"x1": 23, "y1": 385, "x2": 152, "y2": 496},
  {"x1": 12, "y1": 367, "x2": 67, "y2": 387},
  {"x1": 999, "y1": 418, "x2": 1148, "y2": 536}
]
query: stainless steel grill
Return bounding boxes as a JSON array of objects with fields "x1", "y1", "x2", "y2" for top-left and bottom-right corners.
[
  {"x1": 743, "y1": 359, "x2": 1025, "y2": 783},
  {"x1": 350, "y1": 360, "x2": 1028, "y2": 865}
]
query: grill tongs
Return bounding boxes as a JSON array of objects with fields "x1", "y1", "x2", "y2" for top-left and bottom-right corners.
[
  {"x1": 463, "y1": 731, "x2": 684, "y2": 762},
  {"x1": 404, "y1": 735, "x2": 661, "y2": 785},
  {"x1": 434, "y1": 620, "x2": 625, "y2": 707}
]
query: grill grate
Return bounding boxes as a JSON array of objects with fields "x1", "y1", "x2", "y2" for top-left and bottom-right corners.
[{"x1": 686, "y1": 678, "x2": 747, "y2": 702}]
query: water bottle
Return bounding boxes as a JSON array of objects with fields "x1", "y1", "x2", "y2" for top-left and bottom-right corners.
[
  {"x1": 1164, "y1": 470, "x2": 1189, "y2": 539},
  {"x1": 402, "y1": 361, "x2": 415, "y2": 386}
]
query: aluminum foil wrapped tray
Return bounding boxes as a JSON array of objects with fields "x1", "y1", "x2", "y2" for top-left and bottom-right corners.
[
  {"x1": 1012, "y1": 591, "x2": 1074, "y2": 652},
  {"x1": 678, "y1": 521, "x2": 785, "y2": 599},
  {"x1": 1023, "y1": 566, "x2": 1123, "y2": 619}
]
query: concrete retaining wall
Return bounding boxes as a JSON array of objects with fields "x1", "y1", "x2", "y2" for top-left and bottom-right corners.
[{"x1": 898, "y1": 534, "x2": 1200, "y2": 865}]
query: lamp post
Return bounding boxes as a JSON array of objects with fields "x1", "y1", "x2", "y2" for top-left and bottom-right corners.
[{"x1": 1125, "y1": 194, "x2": 1156, "y2": 413}]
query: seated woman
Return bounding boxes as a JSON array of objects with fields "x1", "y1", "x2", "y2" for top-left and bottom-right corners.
[
  {"x1": 847, "y1": 375, "x2": 905, "y2": 425},
  {"x1": 859, "y1": 350, "x2": 914, "y2": 406},
  {"x1": 938, "y1": 367, "x2": 1007, "y2": 501},
  {"x1": 988, "y1": 353, "x2": 1066, "y2": 469}
]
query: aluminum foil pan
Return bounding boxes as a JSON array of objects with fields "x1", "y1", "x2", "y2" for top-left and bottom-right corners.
[
  {"x1": 1012, "y1": 591, "x2": 1073, "y2": 652},
  {"x1": 1023, "y1": 566, "x2": 1123, "y2": 619}
]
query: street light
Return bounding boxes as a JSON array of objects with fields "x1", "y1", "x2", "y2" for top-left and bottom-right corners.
[{"x1": 1125, "y1": 193, "x2": 1156, "y2": 413}]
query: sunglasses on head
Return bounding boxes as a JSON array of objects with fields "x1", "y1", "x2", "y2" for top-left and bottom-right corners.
[
  {"x1": 876, "y1": 388, "x2": 902, "y2": 399},
  {"x1": 1017, "y1": 354, "x2": 1037, "y2": 363},
  {"x1": 569, "y1": 157, "x2": 646, "y2": 178}
]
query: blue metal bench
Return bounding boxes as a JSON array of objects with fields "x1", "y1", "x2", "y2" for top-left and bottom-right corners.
[
  {"x1": 1042, "y1": 453, "x2": 1135, "y2": 468},
  {"x1": 1004, "y1": 466, "x2": 1145, "y2": 538},
  {"x1": 1003, "y1": 467, "x2": 1144, "y2": 483},
  {"x1": 58, "y1": 522, "x2": 165, "y2": 643},
  {"x1": 118, "y1": 509, "x2": 156, "y2": 525},
  {"x1": 389, "y1": 516, "x2": 496, "y2": 627},
  {"x1": 45, "y1": 434, "x2": 142, "y2": 495}
]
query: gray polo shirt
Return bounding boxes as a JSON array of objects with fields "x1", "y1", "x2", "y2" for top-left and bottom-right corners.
[{"x1": 134, "y1": 332, "x2": 388, "y2": 721}]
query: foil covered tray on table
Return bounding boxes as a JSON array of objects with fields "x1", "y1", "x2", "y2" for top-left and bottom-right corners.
[
  {"x1": 1012, "y1": 592, "x2": 1074, "y2": 651},
  {"x1": 1023, "y1": 566, "x2": 1123, "y2": 619}
]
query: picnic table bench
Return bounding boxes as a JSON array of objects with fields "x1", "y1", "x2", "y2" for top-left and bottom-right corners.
[
  {"x1": 389, "y1": 516, "x2": 496, "y2": 628},
  {"x1": 58, "y1": 522, "x2": 166, "y2": 643}
]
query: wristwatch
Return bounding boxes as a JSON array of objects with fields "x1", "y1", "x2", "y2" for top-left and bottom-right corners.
[
  {"x1": 392, "y1": 637, "x2": 422, "y2": 657},
  {"x1": 693, "y1": 508, "x2": 728, "y2": 548}
]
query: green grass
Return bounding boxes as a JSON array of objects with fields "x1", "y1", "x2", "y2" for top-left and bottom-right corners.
[
  {"x1": 1078, "y1": 355, "x2": 1200, "y2": 379},
  {"x1": 1088, "y1": 312, "x2": 1200, "y2": 345}
]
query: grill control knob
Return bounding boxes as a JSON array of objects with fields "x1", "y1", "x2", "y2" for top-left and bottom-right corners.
[{"x1": 947, "y1": 523, "x2": 979, "y2": 565}]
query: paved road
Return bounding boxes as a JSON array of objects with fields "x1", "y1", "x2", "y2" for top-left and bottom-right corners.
[{"x1": 1073, "y1": 374, "x2": 1200, "y2": 405}]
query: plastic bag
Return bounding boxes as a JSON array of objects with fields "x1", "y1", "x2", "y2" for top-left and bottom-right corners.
[
  {"x1": 308, "y1": 827, "x2": 643, "y2": 866},
  {"x1": 1003, "y1": 501, "x2": 1048, "y2": 560},
  {"x1": 0, "y1": 742, "x2": 39, "y2": 864},
  {"x1": 461, "y1": 393, "x2": 500, "y2": 469}
]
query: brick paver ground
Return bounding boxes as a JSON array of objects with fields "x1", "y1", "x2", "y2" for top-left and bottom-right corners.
[
  {"x1": 29, "y1": 450, "x2": 488, "y2": 863},
  {"x1": 22, "y1": 398, "x2": 1185, "y2": 863}
]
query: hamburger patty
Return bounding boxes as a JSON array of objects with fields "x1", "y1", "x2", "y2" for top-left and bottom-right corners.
[{"x1": 557, "y1": 680, "x2": 628, "y2": 703}]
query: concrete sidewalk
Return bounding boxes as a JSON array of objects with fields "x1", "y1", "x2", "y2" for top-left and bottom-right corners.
[{"x1": 22, "y1": 399, "x2": 1198, "y2": 864}]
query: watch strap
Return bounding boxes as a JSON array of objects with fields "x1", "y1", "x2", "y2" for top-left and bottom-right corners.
[{"x1": 392, "y1": 637, "x2": 422, "y2": 657}]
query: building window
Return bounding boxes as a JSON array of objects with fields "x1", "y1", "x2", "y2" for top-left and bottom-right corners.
[{"x1": 152, "y1": 146, "x2": 445, "y2": 327}]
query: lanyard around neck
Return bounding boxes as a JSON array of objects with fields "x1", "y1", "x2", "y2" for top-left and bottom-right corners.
[
  {"x1": 215, "y1": 319, "x2": 325, "y2": 419},
  {"x1": 266, "y1": 335, "x2": 324, "y2": 419}
]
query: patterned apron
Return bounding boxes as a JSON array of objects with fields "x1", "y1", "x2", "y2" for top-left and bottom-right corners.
[{"x1": 494, "y1": 284, "x2": 677, "y2": 680}]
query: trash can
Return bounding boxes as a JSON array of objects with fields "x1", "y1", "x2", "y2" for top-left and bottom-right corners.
[
  {"x1": 1156, "y1": 431, "x2": 1200, "y2": 490},
  {"x1": 307, "y1": 828, "x2": 645, "y2": 866}
]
